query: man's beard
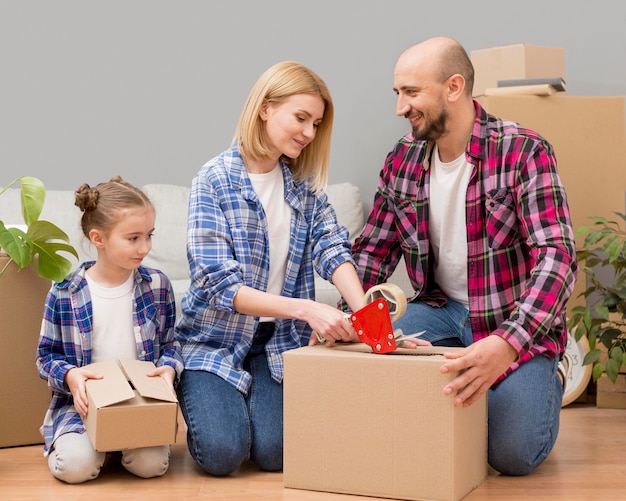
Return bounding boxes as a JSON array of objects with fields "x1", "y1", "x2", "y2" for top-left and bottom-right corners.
[{"x1": 411, "y1": 107, "x2": 448, "y2": 141}]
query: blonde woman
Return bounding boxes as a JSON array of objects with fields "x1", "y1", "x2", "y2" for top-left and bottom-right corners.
[{"x1": 175, "y1": 62, "x2": 364, "y2": 476}]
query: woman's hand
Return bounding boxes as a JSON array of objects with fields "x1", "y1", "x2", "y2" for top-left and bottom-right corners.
[{"x1": 304, "y1": 301, "x2": 357, "y2": 346}]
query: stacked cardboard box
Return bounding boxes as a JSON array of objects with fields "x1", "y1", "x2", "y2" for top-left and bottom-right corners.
[
  {"x1": 470, "y1": 44, "x2": 565, "y2": 97},
  {"x1": 0, "y1": 253, "x2": 52, "y2": 448},
  {"x1": 596, "y1": 374, "x2": 626, "y2": 409}
]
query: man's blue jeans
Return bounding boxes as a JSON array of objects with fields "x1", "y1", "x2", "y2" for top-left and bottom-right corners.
[
  {"x1": 393, "y1": 297, "x2": 563, "y2": 476},
  {"x1": 176, "y1": 326, "x2": 283, "y2": 476}
]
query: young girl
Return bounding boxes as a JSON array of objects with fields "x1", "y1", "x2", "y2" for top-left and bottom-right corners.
[
  {"x1": 175, "y1": 61, "x2": 366, "y2": 476},
  {"x1": 36, "y1": 176, "x2": 183, "y2": 484}
]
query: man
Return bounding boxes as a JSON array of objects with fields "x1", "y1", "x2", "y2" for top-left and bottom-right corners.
[{"x1": 351, "y1": 37, "x2": 578, "y2": 475}]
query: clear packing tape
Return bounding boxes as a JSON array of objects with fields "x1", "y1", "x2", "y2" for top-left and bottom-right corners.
[{"x1": 363, "y1": 283, "x2": 407, "y2": 322}]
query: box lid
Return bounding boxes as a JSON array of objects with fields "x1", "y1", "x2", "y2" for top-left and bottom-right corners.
[
  {"x1": 85, "y1": 359, "x2": 177, "y2": 408},
  {"x1": 119, "y1": 359, "x2": 177, "y2": 402}
]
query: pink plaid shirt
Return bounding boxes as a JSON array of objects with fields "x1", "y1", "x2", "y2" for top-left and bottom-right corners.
[{"x1": 352, "y1": 101, "x2": 578, "y2": 378}]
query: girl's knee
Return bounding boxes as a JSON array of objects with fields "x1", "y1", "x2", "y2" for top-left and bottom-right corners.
[
  {"x1": 122, "y1": 445, "x2": 170, "y2": 478},
  {"x1": 48, "y1": 433, "x2": 105, "y2": 484}
]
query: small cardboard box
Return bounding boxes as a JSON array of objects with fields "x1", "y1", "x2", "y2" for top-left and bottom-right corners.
[
  {"x1": 470, "y1": 44, "x2": 565, "y2": 97},
  {"x1": 0, "y1": 252, "x2": 52, "y2": 448},
  {"x1": 596, "y1": 373, "x2": 626, "y2": 409},
  {"x1": 83, "y1": 358, "x2": 178, "y2": 452},
  {"x1": 283, "y1": 344, "x2": 487, "y2": 501}
]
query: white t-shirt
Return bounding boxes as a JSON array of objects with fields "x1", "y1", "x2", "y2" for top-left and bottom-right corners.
[
  {"x1": 248, "y1": 165, "x2": 292, "y2": 321},
  {"x1": 86, "y1": 272, "x2": 138, "y2": 362},
  {"x1": 428, "y1": 146, "x2": 472, "y2": 308}
]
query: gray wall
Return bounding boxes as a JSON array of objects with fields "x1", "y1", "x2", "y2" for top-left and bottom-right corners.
[{"x1": 2, "y1": 0, "x2": 625, "y2": 211}]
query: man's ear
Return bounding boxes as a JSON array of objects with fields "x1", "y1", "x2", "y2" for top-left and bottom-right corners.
[
  {"x1": 446, "y1": 74, "x2": 466, "y2": 102},
  {"x1": 89, "y1": 228, "x2": 105, "y2": 248}
]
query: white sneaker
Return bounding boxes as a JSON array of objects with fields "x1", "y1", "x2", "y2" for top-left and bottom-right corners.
[{"x1": 558, "y1": 353, "x2": 573, "y2": 392}]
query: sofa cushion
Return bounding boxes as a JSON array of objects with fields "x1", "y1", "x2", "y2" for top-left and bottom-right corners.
[
  {"x1": 323, "y1": 182, "x2": 364, "y2": 242},
  {"x1": 141, "y1": 184, "x2": 190, "y2": 282}
]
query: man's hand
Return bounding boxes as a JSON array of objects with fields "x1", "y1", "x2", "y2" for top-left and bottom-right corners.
[{"x1": 440, "y1": 336, "x2": 518, "y2": 407}]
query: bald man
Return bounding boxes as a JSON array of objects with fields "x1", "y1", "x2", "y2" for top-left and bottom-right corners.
[{"x1": 351, "y1": 37, "x2": 578, "y2": 475}]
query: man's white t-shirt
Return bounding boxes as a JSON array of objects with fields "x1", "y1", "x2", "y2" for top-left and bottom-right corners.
[{"x1": 428, "y1": 146, "x2": 472, "y2": 308}]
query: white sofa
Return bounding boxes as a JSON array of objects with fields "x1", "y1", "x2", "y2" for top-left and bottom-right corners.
[{"x1": 0, "y1": 182, "x2": 412, "y2": 313}]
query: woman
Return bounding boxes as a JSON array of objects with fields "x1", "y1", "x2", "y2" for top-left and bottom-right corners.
[{"x1": 175, "y1": 61, "x2": 365, "y2": 476}]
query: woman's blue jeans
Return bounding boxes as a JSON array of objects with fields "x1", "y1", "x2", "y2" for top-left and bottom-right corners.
[
  {"x1": 176, "y1": 326, "x2": 283, "y2": 476},
  {"x1": 393, "y1": 297, "x2": 563, "y2": 476}
]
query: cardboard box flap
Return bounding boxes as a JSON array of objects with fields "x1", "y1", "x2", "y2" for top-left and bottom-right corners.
[
  {"x1": 85, "y1": 359, "x2": 135, "y2": 408},
  {"x1": 118, "y1": 359, "x2": 178, "y2": 403},
  {"x1": 332, "y1": 342, "x2": 462, "y2": 357}
]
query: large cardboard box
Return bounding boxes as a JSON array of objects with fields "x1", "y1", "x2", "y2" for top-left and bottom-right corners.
[
  {"x1": 283, "y1": 344, "x2": 487, "y2": 501},
  {"x1": 471, "y1": 44, "x2": 565, "y2": 97},
  {"x1": 83, "y1": 358, "x2": 178, "y2": 452},
  {"x1": 0, "y1": 252, "x2": 52, "y2": 448},
  {"x1": 475, "y1": 94, "x2": 626, "y2": 312},
  {"x1": 596, "y1": 373, "x2": 626, "y2": 409}
]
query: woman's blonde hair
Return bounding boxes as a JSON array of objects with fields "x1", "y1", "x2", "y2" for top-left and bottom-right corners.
[
  {"x1": 74, "y1": 176, "x2": 153, "y2": 238},
  {"x1": 233, "y1": 61, "x2": 334, "y2": 192}
]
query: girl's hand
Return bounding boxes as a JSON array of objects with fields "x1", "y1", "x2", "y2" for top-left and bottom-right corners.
[
  {"x1": 65, "y1": 367, "x2": 103, "y2": 417},
  {"x1": 146, "y1": 365, "x2": 177, "y2": 396}
]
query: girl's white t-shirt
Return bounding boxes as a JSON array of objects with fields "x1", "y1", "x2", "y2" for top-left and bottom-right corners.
[
  {"x1": 429, "y1": 146, "x2": 472, "y2": 308},
  {"x1": 86, "y1": 271, "x2": 137, "y2": 362},
  {"x1": 248, "y1": 165, "x2": 292, "y2": 321}
]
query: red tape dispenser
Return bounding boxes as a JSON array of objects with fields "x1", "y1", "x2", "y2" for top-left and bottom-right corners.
[{"x1": 349, "y1": 298, "x2": 397, "y2": 354}]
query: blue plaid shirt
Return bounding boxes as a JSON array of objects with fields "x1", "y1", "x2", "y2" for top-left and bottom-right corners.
[
  {"x1": 36, "y1": 262, "x2": 184, "y2": 455},
  {"x1": 175, "y1": 144, "x2": 354, "y2": 394}
]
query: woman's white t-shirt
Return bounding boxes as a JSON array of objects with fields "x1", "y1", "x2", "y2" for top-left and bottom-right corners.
[{"x1": 248, "y1": 165, "x2": 292, "y2": 321}]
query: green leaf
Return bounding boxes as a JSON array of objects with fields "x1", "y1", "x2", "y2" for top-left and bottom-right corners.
[
  {"x1": 605, "y1": 359, "x2": 620, "y2": 382},
  {"x1": 583, "y1": 349, "x2": 600, "y2": 365},
  {"x1": 592, "y1": 362, "x2": 604, "y2": 382},
  {"x1": 18, "y1": 176, "x2": 45, "y2": 226},
  {"x1": 599, "y1": 328, "x2": 622, "y2": 347},
  {"x1": 573, "y1": 323, "x2": 587, "y2": 343},
  {"x1": 574, "y1": 226, "x2": 590, "y2": 238},
  {"x1": 604, "y1": 235, "x2": 623, "y2": 263},
  {"x1": 583, "y1": 308, "x2": 593, "y2": 329},
  {"x1": 610, "y1": 345, "x2": 624, "y2": 362},
  {"x1": 27, "y1": 220, "x2": 79, "y2": 282},
  {"x1": 0, "y1": 223, "x2": 32, "y2": 269}
]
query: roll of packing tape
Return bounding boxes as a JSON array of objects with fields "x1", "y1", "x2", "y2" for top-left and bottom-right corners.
[{"x1": 363, "y1": 283, "x2": 407, "y2": 322}]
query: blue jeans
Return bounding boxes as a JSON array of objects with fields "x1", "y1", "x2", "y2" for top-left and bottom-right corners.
[
  {"x1": 176, "y1": 324, "x2": 283, "y2": 476},
  {"x1": 394, "y1": 298, "x2": 563, "y2": 476}
]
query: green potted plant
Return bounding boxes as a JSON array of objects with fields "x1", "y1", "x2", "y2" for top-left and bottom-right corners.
[
  {"x1": 567, "y1": 212, "x2": 626, "y2": 383},
  {"x1": 0, "y1": 176, "x2": 78, "y2": 282}
]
